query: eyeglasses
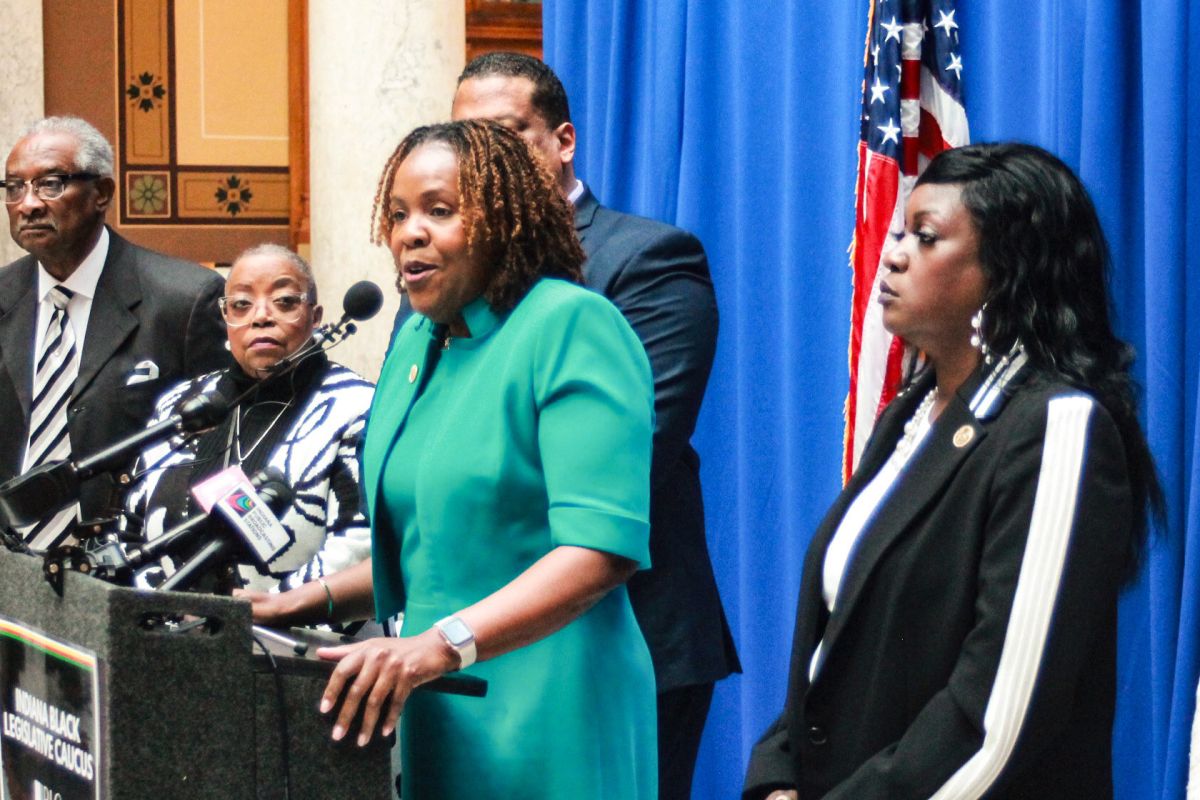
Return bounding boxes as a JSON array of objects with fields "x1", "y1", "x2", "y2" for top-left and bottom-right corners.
[
  {"x1": 2, "y1": 173, "x2": 100, "y2": 204},
  {"x1": 218, "y1": 293, "x2": 313, "y2": 327}
]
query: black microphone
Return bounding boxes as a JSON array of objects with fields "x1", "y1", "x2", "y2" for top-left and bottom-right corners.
[
  {"x1": 341, "y1": 280, "x2": 384, "y2": 323},
  {"x1": 264, "y1": 281, "x2": 384, "y2": 377},
  {"x1": 79, "y1": 468, "x2": 288, "y2": 584},
  {"x1": 123, "y1": 468, "x2": 287, "y2": 571},
  {"x1": 0, "y1": 390, "x2": 231, "y2": 530},
  {"x1": 156, "y1": 470, "x2": 293, "y2": 593}
]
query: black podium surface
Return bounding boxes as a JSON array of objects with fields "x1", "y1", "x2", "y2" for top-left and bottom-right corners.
[{"x1": 0, "y1": 550, "x2": 392, "y2": 799}]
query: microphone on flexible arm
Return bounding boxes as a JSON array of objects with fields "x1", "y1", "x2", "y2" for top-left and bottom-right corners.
[
  {"x1": 264, "y1": 280, "x2": 384, "y2": 378},
  {"x1": 337, "y1": 280, "x2": 386, "y2": 328},
  {"x1": 0, "y1": 390, "x2": 231, "y2": 533}
]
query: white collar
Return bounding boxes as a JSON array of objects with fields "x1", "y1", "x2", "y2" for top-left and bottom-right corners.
[
  {"x1": 36, "y1": 226, "x2": 109, "y2": 302},
  {"x1": 567, "y1": 179, "x2": 585, "y2": 206}
]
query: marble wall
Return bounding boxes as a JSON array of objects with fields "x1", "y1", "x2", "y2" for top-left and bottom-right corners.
[
  {"x1": 0, "y1": 0, "x2": 44, "y2": 266},
  {"x1": 308, "y1": 0, "x2": 465, "y2": 380}
]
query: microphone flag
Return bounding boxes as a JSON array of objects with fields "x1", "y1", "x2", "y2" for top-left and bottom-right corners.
[{"x1": 192, "y1": 465, "x2": 290, "y2": 565}]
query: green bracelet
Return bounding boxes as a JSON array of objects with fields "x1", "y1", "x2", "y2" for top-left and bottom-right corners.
[{"x1": 317, "y1": 577, "x2": 335, "y2": 621}]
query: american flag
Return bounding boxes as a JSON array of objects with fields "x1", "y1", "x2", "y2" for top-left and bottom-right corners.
[{"x1": 844, "y1": 0, "x2": 969, "y2": 480}]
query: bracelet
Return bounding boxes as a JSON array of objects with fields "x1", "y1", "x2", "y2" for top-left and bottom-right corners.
[{"x1": 316, "y1": 577, "x2": 335, "y2": 621}]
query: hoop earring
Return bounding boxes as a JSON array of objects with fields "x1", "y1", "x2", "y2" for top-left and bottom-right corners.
[{"x1": 970, "y1": 304, "x2": 992, "y2": 364}]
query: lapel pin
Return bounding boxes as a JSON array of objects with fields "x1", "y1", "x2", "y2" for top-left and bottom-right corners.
[
  {"x1": 953, "y1": 425, "x2": 975, "y2": 448},
  {"x1": 408, "y1": 364, "x2": 418, "y2": 383}
]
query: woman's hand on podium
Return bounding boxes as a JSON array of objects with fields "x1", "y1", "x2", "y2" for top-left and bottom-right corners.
[
  {"x1": 234, "y1": 587, "x2": 303, "y2": 627},
  {"x1": 316, "y1": 629, "x2": 460, "y2": 747},
  {"x1": 233, "y1": 560, "x2": 377, "y2": 627}
]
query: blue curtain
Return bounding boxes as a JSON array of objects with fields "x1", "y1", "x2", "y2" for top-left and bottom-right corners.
[{"x1": 544, "y1": 2, "x2": 1200, "y2": 798}]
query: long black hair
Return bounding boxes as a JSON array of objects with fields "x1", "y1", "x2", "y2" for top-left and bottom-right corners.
[{"x1": 917, "y1": 142, "x2": 1163, "y2": 577}]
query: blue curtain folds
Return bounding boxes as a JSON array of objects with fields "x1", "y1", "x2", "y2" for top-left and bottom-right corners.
[{"x1": 544, "y1": 1, "x2": 1199, "y2": 798}]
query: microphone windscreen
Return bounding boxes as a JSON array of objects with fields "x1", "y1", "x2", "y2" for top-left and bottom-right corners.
[
  {"x1": 178, "y1": 389, "x2": 231, "y2": 432},
  {"x1": 342, "y1": 281, "x2": 384, "y2": 321},
  {"x1": 251, "y1": 467, "x2": 293, "y2": 512}
]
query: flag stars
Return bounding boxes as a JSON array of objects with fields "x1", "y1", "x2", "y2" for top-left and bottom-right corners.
[
  {"x1": 881, "y1": 16, "x2": 904, "y2": 43},
  {"x1": 878, "y1": 118, "x2": 901, "y2": 145},
  {"x1": 946, "y1": 52, "x2": 964, "y2": 80},
  {"x1": 870, "y1": 76, "x2": 890, "y2": 104},
  {"x1": 934, "y1": 9, "x2": 959, "y2": 36}
]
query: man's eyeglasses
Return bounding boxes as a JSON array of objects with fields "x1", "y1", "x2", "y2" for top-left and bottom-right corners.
[
  {"x1": 2, "y1": 173, "x2": 101, "y2": 204},
  {"x1": 219, "y1": 293, "x2": 313, "y2": 326}
]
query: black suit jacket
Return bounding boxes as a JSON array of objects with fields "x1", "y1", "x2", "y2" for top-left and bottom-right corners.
[
  {"x1": 0, "y1": 229, "x2": 228, "y2": 522},
  {"x1": 575, "y1": 187, "x2": 739, "y2": 692},
  {"x1": 744, "y1": 356, "x2": 1132, "y2": 799}
]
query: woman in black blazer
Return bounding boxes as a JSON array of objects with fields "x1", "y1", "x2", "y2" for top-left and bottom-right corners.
[{"x1": 744, "y1": 143, "x2": 1161, "y2": 800}]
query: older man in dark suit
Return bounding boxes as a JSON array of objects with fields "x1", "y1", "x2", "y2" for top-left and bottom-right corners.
[
  {"x1": 452, "y1": 53, "x2": 740, "y2": 799},
  {"x1": 0, "y1": 116, "x2": 226, "y2": 551}
]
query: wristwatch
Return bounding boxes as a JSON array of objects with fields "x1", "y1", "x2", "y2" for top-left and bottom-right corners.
[{"x1": 433, "y1": 615, "x2": 477, "y2": 669}]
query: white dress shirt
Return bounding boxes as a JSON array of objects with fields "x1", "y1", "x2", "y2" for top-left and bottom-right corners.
[{"x1": 32, "y1": 226, "x2": 109, "y2": 365}]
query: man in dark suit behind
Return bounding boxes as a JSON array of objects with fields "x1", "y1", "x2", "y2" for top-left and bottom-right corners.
[
  {"x1": 0, "y1": 116, "x2": 227, "y2": 550},
  {"x1": 452, "y1": 53, "x2": 740, "y2": 799}
]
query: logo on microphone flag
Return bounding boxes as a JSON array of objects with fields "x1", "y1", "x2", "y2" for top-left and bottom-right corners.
[{"x1": 224, "y1": 490, "x2": 256, "y2": 515}]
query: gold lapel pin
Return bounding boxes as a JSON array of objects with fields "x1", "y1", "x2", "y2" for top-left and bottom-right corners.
[
  {"x1": 408, "y1": 364, "x2": 418, "y2": 383},
  {"x1": 953, "y1": 425, "x2": 975, "y2": 448}
]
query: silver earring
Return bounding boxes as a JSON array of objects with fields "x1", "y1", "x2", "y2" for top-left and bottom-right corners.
[{"x1": 970, "y1": 304, "x2": 991, "y2": 364}]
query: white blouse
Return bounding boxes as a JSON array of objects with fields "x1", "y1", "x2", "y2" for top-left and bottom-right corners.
[{"x1": 810, "y1": 388, "x2": 937, "y2": 682}]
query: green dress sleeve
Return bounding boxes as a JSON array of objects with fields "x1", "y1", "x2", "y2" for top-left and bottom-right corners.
[{"x1": 531, "y1": 289, "x2": 656, "y2": 568}]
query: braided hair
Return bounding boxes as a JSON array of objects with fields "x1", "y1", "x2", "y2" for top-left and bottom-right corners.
[{"x1": 370, "y1": 119, "x2": 584, "y2": 313}]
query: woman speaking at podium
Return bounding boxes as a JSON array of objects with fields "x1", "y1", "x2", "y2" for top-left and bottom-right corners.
[
  {"x1": 123, "y1": 244, "x2": 375, "y2": 593},
  {"x1": 247, "y1": 120, "x2": 658, "y2": 798}
]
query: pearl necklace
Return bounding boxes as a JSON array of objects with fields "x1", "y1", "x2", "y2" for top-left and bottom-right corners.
[{"x1": 894, "y1": 388, "x2": 937, "y2": 459}]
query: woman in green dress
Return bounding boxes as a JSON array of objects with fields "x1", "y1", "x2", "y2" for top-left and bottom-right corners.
[{"x1": 260, "y1": 120, "x2": 658, "y2": 798}]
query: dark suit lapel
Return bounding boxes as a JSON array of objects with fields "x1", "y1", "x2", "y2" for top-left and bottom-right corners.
[
  {"x1": 573, "y1": 185, "x2": 600, "y2": 249},
  {"x1": 789, "y1": 377, "x2": 932, "y2": 692},
  {"x1": 815, "y1": 372, "x2": 994, "y2": 670},
  {"x1": 75, "y1": 233, "x2": 140, "y2": 398},
  {"x1": 0, "y1": 257, "x2": 38, "y2": 418}
]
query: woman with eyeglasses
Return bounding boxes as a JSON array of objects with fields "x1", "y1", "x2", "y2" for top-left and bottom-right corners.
[{"x1": 120, "y1": 243, "x2": 375, "y2": 594}]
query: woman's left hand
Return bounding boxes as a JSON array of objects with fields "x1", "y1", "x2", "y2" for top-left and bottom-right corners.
[{"x1": 316, "y1": 629, "x2": 459, "y2": 746}]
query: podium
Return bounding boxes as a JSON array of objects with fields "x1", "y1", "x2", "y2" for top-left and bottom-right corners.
[{"x1": 0, "y1": 550, "x2": 393, "y2": 799}]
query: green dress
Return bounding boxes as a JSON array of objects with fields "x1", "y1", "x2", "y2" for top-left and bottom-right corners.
[{"x1": 362, "y1": 279, "x2": 659, "y2": 799}]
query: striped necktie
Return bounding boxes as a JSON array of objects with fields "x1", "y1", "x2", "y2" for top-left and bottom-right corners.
[{"x1": 21, "y1": 285, "x2": 81, "y2": 550}]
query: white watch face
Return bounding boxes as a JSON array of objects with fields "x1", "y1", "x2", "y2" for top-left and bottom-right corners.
[{"x1": 439, "y1": 617, "x2": 473, "y2": 648}]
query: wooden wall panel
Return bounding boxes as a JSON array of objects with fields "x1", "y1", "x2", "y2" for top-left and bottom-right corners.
[
  {"x1": 465, "y1": 0, "x2": 542, "y2": 62},
  {"x1": 41, "y1": 0, "x2": 288, "y2": 265}
]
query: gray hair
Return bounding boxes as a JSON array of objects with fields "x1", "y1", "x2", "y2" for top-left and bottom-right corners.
[
  {"x1": 231, "y1": 243, "x2": 318, "y2": 303},
  {"x1": 20, "y1": 116, "x2": 115, "y2": 178}
]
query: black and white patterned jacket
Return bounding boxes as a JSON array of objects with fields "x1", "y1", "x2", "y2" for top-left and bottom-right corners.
[{"x1": 124, "y1": 358, "x2": 375, "y2": 592}]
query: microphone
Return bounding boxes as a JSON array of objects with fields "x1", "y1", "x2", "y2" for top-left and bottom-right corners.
[
  {"x1": 80, "y1": 468, "x2": 288, "y2": 584},
  {"x1": 157, "y1": 468, "x2": 293, "y2": 593},
  {"x1": 126, "y1": 468, "x2": 288, "y2": 571},
  {"x1": 0, "y1": 390, "x2": 231, "y2": 530},
  {"x1": 264, "y1": 281, "x2": 383, "y2": 378},
  {"x1": 340, "y1": 280, "x2": 385, "y2": 323}
]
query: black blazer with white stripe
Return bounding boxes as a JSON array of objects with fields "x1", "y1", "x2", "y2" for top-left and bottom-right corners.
[{"x1": 744, "y1": 355, "x2": 1132, "y2": 799}]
